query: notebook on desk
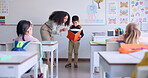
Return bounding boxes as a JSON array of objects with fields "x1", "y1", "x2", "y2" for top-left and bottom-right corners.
[
  {"x1": 0, "y1": 54, "x2": 12, "y2": 60},
  {"x1": 91, "y1": 41, "x2": 106, "y2": 45}
]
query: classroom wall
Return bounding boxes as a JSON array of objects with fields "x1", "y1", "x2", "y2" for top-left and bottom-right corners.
[
  {"x1": 1, "y1": 25, "x2": 148, "y2": 58},
  {"x1": 1, "y1": 0, "x2": 148, "y2": 59},
  {"x1": 5, "y1": 0, "x2": 106, "y2": 25},
  {"x1": 0, "y1": 25, "x2": 113, "y2": 58}
]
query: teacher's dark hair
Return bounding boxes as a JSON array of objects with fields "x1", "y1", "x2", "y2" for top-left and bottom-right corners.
[{"x1": 49, "y1": 11, "x2": 70, "y2": 26}]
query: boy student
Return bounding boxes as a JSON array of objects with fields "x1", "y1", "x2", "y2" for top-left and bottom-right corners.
[{"x1": 65, "y1": 15, "x2": 84, "y2": 68}]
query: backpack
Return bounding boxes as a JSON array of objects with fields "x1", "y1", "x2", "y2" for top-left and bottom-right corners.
[
  {"x1": 11, "y1": 41, "x2": 31, "y2": 51},
  {"x1": 11, "y1": 41, "x2": 32, "y2": 73}
]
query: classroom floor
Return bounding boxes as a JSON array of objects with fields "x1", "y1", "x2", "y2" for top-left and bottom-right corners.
[
  {"x1": 22, "y1": 60, "x2": 99, "y2": 78},
  {"x1": 58, "y1": 61, "x2": 99, "y2": 78}
]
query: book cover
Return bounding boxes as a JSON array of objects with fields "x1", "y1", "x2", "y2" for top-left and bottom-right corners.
[{"x1": 67, "y1": 30, "x2": 81, "y2": 42}]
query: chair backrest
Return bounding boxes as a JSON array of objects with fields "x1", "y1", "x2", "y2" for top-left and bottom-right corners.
[
  {"x1": 0, "y1": 44, "x2": 6, "y2": 51},
  {"x1": 6, "y1": 41, "x2": 43, "y2": 72},
  {"x1": 6, "y1": 41, "x2": 42, "y2": 52},
  {"x1": 136, "y1": 66, "x2": 148, "y2": 78},
  {"x1": 106, "y1": 41, "x2": 120, "y2": 51}
]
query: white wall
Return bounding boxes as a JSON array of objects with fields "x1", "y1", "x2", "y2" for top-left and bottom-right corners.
[
  {"x1": 0, "y1": 25, "x2": 109, "y2": 58},
  {"x1": 7, "y1": 0, "x2": 105, "y2": 25},
  {"x1": 0, "y1": 25, "x2": 148, "y2": 58}
]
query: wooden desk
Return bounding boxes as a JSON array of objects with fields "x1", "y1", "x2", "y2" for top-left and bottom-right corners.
[
  {"x1": 98, "y1": 51, "x2": 144, "y2": 78},
  {"x1": 41, "y1": 41, "x2": 58, "y2": 78},
  {"x1": 89, "y1": 41, "x2": 106, "y2": 78},
  {"x1": 0, "y1": 51, "x2": 38, "y2": 78}
]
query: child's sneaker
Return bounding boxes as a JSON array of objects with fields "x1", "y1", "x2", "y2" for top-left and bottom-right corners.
[
  {"x1": 65, "y1": 63, "x2": 71, "y2": 68},
  {"x1": 74, "y1": 64, "x2": 78, "y2": 68}
]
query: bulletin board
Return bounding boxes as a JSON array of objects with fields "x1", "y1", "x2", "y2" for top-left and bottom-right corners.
[
  {"x1": 0, "y1": 0, "x2": 106, "y2": 25},
  {"x1": 106, "y1": 0, "x2": 130, "y2": 26},
  {"x1": 130, "y1": 0, "x2": 148, "y2": 23},
  {"x1": 106, "y1": 0, "x2": 148, "y2": 31}
]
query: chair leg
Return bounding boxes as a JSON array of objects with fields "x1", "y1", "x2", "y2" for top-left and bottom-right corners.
[
  {"x1": 43, "y1": 64, "x2": 49, "y2": 78},
  {"x1": 43, "y1": 68, "x2": 47, "y2": 78}
]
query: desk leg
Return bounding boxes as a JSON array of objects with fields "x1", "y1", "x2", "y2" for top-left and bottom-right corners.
[
  {"x1": 99, "y1": 64, "x2": 103, "y2": 78},
  {"x1": 99, "y1": 65, "x2": 106, "y2": 78},
  {"x1": 51, "y1": 51, "x2": 53, "y2": 78},
  {"x1": 90, "y1": 46, "x2": 94, "y2": 78},
  {"x1": 99, "y1": 55, "x2": 107, "y2": 78},
  {"x1": 56, "y1": 46, "x2": 58, "y2": 78}
]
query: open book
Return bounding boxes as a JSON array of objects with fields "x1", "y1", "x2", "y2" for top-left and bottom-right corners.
[{"x1": 67, "y1": 30, "x2": 81, "y2": 42}]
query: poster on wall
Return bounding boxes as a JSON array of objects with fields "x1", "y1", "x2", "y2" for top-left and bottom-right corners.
[
  {"x1": 106, "y1": 0, "x2": 148, "y2": 31},
  {"x1": 130, "y1": 0, "x2": 148, "y2": 23},
  {"x1": 0, "y1": 16, "x2": 5, "y2": 24},
  {"x1": 107, "y1": 1, "x2": 118, "y2": 16},
  {"x1": 106, "y1": 0, "x2": 119, "y2": 25},
  {"x1": 0, "y1": 0, "x2": 9, "y2": 16},
  {"x1": 119, "y1": 0, "x2": 129, "y2": 26},
  {"x1": 83, "y1": 0, "x2": 106, "y2": 25}
]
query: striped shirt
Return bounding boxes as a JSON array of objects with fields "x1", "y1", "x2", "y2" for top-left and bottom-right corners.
[{"x1": 69, "y1": 25, "x2": 84, "y2": 38}]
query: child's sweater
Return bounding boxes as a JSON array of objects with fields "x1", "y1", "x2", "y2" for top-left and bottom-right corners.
[{"x1": 69, "y1": 25, "x2": 84, "y2": 38}]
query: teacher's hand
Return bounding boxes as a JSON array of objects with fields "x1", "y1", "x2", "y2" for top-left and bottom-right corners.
[{"x1": 60, "y1": 28, "x2": 68, "y2": 32}]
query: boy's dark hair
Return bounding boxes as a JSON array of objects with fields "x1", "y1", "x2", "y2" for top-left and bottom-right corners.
[
  {"x1": 49, "y1": 11, "x2": 70, "y2": 26},
  {"x1": 16, "y1": 20, "x2": 31, "y2": 41},
  {"x1": 72, "y1": 15, "x2": 79, "y2": 21}
]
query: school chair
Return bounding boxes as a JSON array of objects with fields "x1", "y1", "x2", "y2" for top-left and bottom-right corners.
[
  {"x1": 106, "y1": 41, "x2": 120, "y2": 51},
  {"x1": 104, "y1": 41, "x2": 120, "y2": 78},
  {"x1": 136, "y1": 66, "x2": 148, "y2": 78},
  {"x1": 131, "y1": 52, "x2": 148, "y2": 78},
  {"x1": 5, "y1": 41, "x2": 49, "y2": 78},
  {"x1": 0, "y1": 43, "x2": 6, "y2": 51}
]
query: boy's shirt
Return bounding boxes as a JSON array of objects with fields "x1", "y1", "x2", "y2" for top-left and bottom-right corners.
[
  {"x1": 69, "y1": 25, "x2": 84, "y2": 37},
  {"x1": 68, "y1": 25, "x2": 84, "y2": 41}
]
